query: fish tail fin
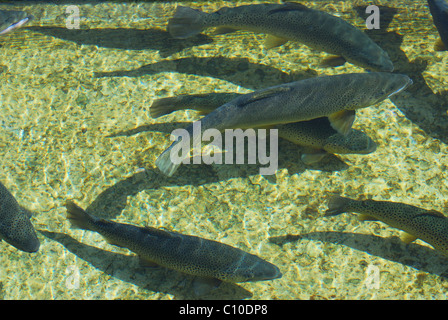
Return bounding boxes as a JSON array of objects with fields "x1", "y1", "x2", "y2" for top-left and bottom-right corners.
[
  {"x1": 167, "y1": 6, "x2": 207, "y2": 39},
  {"x1": 155, "y1": 140, "x2": 183, "y2": 177},
  {"x1": 325, "y1": 195, "x2": 351, "y2": 217},
  {"x1": 150, "y1": 97, "x2": 182, "y2": 118},
  {"x1": 65, "y1": 200, "x2": 96, "y2": 231}
]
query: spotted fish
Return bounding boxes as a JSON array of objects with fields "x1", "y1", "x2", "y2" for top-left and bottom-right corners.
[
  {"x1": 427, "y1": 0, "x2": 448, "y2": 50},
  {"x1": 65, "y1": 201, "x2": 282, "y2": 287},
  {"x1": 155, "y1": 72, "x2": 412, "y2": 176},
  {"x1": 167, "y1": 2, "x2": 394, "y2": 71},
  {"x1": 325, "y1": 195, "x2": 448, "y2": 256},
  {"x1": 0, "y1": 181, "x2": 40, "y2": 253},
  {"x1": 150, "y1": 93, "x2": 377, "y2": 164},
  {"x1": 0, "y1": 10, "x2": 33, "y2": 35}
]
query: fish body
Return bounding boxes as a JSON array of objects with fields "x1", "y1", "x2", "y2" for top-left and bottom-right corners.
[
  {"x1": 326, "y1": 195, "x2": 448, "y2": 255},
  {"x1": 427, "y1": 0, "x2": 448, "y2": 50},
  {"x1": 0, "y1": 181, "x2": 40, "y2": 253},
  {"x1": 0, "y1": 10, "x2": 32, "y2": 35},
  {"x1": 151, "y1": 94, "x2": 377, "y2": 164},
  {"x1": 156, "y1": 72, "x2": 411, "y2": 176},
  {"x1": 168, "y1": 3, "x2": 394, "y2": 71},
  {"x1": 65, "y1": 201, "x2": 282, "y2": 283}
]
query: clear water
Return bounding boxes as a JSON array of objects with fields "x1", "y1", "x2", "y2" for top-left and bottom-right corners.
[{"x1": 1, "y1": 0, "x2": 448, "y2": 300}]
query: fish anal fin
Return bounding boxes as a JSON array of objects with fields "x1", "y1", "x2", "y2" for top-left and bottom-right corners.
[
  {"x1": 434, "y1": 38, "x2": 446, "y2": 51},
  {"x1": 213, "y1": 26, "x2": 237, "y2": 35},
  {"x1": 321, "y1": 55, "x2": 347, "y2": 68},
  {"x1": 400, "y1": 232, "x2": 417, "y2": 244},
  {"x1": 192, "y1": 277, "x2": 222, "y2": 296},
  {"x1": 265, "y1": 34, "x2": 288, "y2": 49},
  {"x1": 301, "y1": 151, "x2": 327, "y2": 164},
  {"x1": 358, "y1": 214, "x2": 378, "y2": 222},
  {"x1": 139, "y1": 256, "x2": 159, "y2": 268},
  {"x1": 328, "y1": 110, "x2": 356, "y2": 136}
]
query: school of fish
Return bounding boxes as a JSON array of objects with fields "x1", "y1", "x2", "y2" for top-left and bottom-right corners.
[{"x1": 1, "y1": 0, "x2": 448, "y2": 299}]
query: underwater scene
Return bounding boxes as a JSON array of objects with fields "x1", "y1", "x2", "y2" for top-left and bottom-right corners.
[{"x1": 1, "y1": 0, "x2": 448, "y2": 300}]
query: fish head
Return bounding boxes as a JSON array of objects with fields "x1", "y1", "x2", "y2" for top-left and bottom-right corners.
[
  {"x1": 238, "y1": 262, "x2": 282, "y2": 282},
  {"x1": 355, "y1": 73, "x2": 413, "y2": 107},
  {"x1": 324, "y1": 129, "x2": 377, "y2": 154},
  {"x1": 0, "y1": 214, "x2": 40, "y2": 253},
  {"x1": 0, "y1": 10, "x2": 33, "y2": 35}
]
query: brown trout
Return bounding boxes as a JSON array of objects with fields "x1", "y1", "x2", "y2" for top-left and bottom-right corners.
[
  {"x1": 155, "y1": 72, "x2": 411, "y2": 176},
  {"x1": 65, "y1": 201, "x2": 282, "y2": 285},
  {"x1": 325, "y1": 195, "x2": 448, "y2": 255},
  {"x1": 427, "y1": 0, "x2": 448, "y2": 50},
  {"x1": 0, "y1": 181, "x2": 40, "y2": 253},
  {"x1": 167, "y1": 2, "x2": 394, "y2": 71},
  {"x1": 151, "y1": 94, "x2": 377, "y2": 164},
  {"x1": 0, "y1": 10, "x2": 32, "y2": 35}
]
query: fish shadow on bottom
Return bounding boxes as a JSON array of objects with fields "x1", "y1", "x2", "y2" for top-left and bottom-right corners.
[
  {"x1": 269, "y1": 231, "x2": 448, "y2": 279},
  {"x1": 39, "y1": 230, "x2": 252, "y2": 300},
  {"x1": 91, "y1": 123, "x2": 349, "y2": 220}
]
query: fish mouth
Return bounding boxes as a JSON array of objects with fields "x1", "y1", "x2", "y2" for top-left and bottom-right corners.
[
  {"x1": 387, "y1": 77, "x2": 413, "y2": 98},
  {"x1": 0, "y1": 15, "x2": 33, "y2": 35}
]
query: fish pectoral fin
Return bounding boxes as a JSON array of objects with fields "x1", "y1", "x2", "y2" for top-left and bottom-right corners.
[
  {"x1": 138, "y1": 256, "x2": 160, "y2": 268},
  {"x1": 321, "y1": 55, "x2": 347, "y2": 68},
  {"x1": 213, "y1": 26, "x2": 238, "y2": 35},
  {"x1": 192, "y1": 277, "x2": 222, "y2": 296},
  {"x1": 434, "y1": 38, "x2": 446, "y2": 51},
  {"x1": 265, "y1": 34, "x2": 288, "y2": 49},
  {"x1": 301, "y1": 150, "x2": 327, "y2": 164},
  {"x1": 400, "y1": 232, "x2": 417, "y2": 244},
  {"x1": 357, "y1": 214, "x2": 379, "y2": 222},
  {"x1": 268, "y1": 2, "x2": 309, "y2": 14},
  {"x1": 328, "y1": 110, "x2": 356, "y2": 136}
]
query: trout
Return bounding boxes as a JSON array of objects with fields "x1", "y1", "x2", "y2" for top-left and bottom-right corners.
[
  {"x1": 155, "y1": 72, "x2": 411, "y2": 176},
  {"x1": 168, "y1": 2, "x2": 394, "y2": 71}
]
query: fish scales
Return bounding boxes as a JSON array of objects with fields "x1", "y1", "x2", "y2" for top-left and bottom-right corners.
[
  {"x1": 168, "y1": 3, "x2": 393, "y2": 71},
  {"x1": 326, "y1": 196, "x2": 448, "y2": 255},
  {"x1": 155, "y1": 72, "x2": 411, "y2": 176},
  {"x1": 65, "y1": 201, "x2": 281, "y2": 283},
  {"x1": 0, "y1": 181, "x2": 40, "y2": 253}
]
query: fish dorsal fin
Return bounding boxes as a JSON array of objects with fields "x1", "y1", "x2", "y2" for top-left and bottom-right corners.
[
  {"x1": 328, "y1": 110, "x2": 356, "y2": 136},
  {"x1": 142, "y1": 225, "x2": 175, "y2": 239},
  {"x1": 241, "y1": 86, "x2": 292, "y2": 107},
  {"x1": 268, "y1": 2, "x2": 309, "y2": 14},
  {"x1": 265, "y1": 34, "x2": 288, "y2": 49},
  {"x1": 422, "y1": 210, "x2": 446, "y2": 218}
]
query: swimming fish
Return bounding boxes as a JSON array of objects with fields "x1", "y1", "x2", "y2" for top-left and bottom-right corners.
[
  {"x1": 0, "y1": 181, "x2": 40, "y2": 253},
  {"x1": 65, "y1": 201, "x2": 282, "y2": 286},
  {"x1": 167, "y1": 2, "x2": 394, "y2": 71},
  {"x1": 155, "y1": 72, "x2": 412, "y2": 176},
  {"x1": 151, "y1": 94, "x2": 377, "y2": 164},
  {"x1": 427, "y1": 0, "x2": 448, "y2": 51},
  {"x1": 325, "y1": 195, "x2": 448, "y2": 256},
  {"x1": 0, "y1": 10, "x2": 33, "y2": 35}
]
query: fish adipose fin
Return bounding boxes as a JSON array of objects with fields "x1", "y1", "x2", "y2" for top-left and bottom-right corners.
[
  {"x1": 321, "y1": 55, "x2": 347, "y2": 68},
  {"x1": 434, "y1": 38, "x2": 446, "y2": 51},
  {"x1": 325, "y1": 195, "x2": 350, "y2": 216},
  {"x1": 265, "y1": 34, "x2": 288, "y2": 49},
  {"x1": 328, "y1": 110, "x2": 356, "y2": 136},
  {"x1": 167, "y1": 6, "x2": 207, "y2": 39}
]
